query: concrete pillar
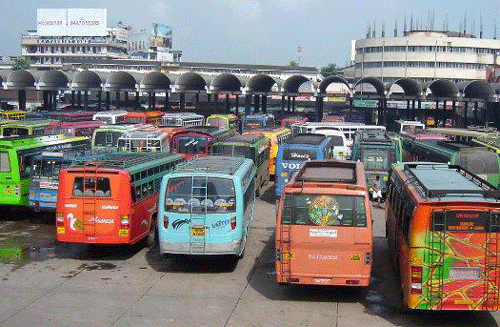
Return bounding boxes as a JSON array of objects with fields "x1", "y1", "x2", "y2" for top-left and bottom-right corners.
[
  {"x1": 124, "y1": 91, "x2": 129, "y2": 108},
  {"x1": 135, "y1": 92, "x2": 140, "y2": 109},
  {"x1": 84, "y1": 91, "x2": 89, "y2": 110},
  {"x1": 71, "y1": 91, "x2": 75, "y2": 107},
  {"x1": 292, "y1": 97, "x2": 296, "y2": 112},
  {"x1": 281, "y1": 95, "x2": 286, "y2": 115},
  {"x1": 235, "y1": 95, "x2": 239, "y2": 114},
  {"x1": 485, "y1": 101, "x2": 492, "y2": 126},
  {"x1": 165, "y1": 91, "x2": 169, "y2": 110},
  {"x1": 287, "y1": 96, "x2": 291, "y2": 112},
  {"x1": 254, "y1": 95, "x2": 260, "y2": 113},
  {"x1": 207, "y1": 94, "x2": 212, "y2": 103},
  {"x1": 18, "y1": 90, "x2": 26, "y2": 111},
  {"x1": 152, "y1": 93, "x2": 156, "y2": 109},
  {"x1": 43, "y1": 91, "x2": 49, "y2": 111},
  {"x1": 245, "y1": 95, "x2": 251, "y2": 116},
  {"x1": 77, "y1": 91, "x2": 82, "y2": 108},
  {"x1": 225, "y1": 94, "x2": 230, "y2": 113},
  {"x1": 474, "y1": 102, "x2": 479, "y2": 125},
  {"x1": 261, "y1": 95, "x2": 267, "y2": 114},
  {"x1": 180, "y1": 93, "x2": 186, "y2": 111},
  {"x1": 115, "y1": 91, "x2": 121, "y2": 109},
  {"x1": 106, "y1": 92, "x2": 110, "y2": 110},
  {"x1": 97, "y1": 91, "x2": 102, "y2": 110},
  {"x1": 463, "y1": 101, "x2": 468, "y2": 127}
]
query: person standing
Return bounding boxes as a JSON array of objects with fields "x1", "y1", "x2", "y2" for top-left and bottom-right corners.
[{"x1": 372, "y1": 174, "x2": 382, "y2": 207}]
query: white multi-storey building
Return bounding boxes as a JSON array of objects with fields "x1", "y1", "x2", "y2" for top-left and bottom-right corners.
[{"x1": 351, "y1": 30, "x2": 500, "y2": 83}]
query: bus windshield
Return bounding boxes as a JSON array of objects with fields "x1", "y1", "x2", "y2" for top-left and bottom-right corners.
[
  {"x1": 165, "y1": 177, "x2": 235, "y2": 213},
  {"x1": 3, "y1": 128, "x2": 29, "y2": 136},
  {"x1": 94, "y1": 131, "x2": 121, "y2": 147},
  {"x1": 330, "y1": 136, "x2": 345, "y2": 146},
  {"x1": 178, "y1": 136, "x2": 207, "y2": 154},
  {"x1": 33, "y1": 158, "x2": 69, "y2": 179},
  {"x1": 361, "y1": 148, "x2": 394, "y2": 170},
  {"x1": 215, "y1": 145, "x2": 255, "y2": 162},
  {"x1": 208, "y1": 118, "x2": 227, "y2": 129},
  {"x1": 0, "y1": 152, "x2": 10, "y2": 172},
  {"x1": 283, "y1": 149, "x2": 317, "y2": 161},
  {"x1": 282, "y1": 194, "x2": 367, "y2": 227}
]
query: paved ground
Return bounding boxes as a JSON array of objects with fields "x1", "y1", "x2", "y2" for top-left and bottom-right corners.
[{"x1": 0, "y1": 187, "x2": 499, "y2": 327}]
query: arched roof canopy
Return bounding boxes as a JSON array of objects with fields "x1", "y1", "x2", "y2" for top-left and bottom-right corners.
[
  {"x1": 424, "y1": 79, "x2": 459, "y2": 99},
  {"x1": 103, "y1": 71, "x2": 137, "y2": 91},
  {"x1": 210, "y1": 73, "x2": 244, "y2": 93},
  {"x1": 387, "y1": 78, "x2": 423, "y2": 99},
  {"x1": 37, "y1": 70, "x2": 70, "y2": 90},
  {"x1": 282, "y1": 75, "x2": 310, "y2": 94},
  {"x1": 459, "y1": 80, "x2": 495, "y2": 101},
  {"x1": 246, "y1": 74, "x2": 280, "y2": 93},
  {"x1": 173, "y1": 72, "x2": 207, "y2": 92},
  {"x1": 71, "y1": 70, "x2": 103, "y2": 90},
  {"x1": 4, "y1": 70, "x2": 36, "y2": 90},
  {"x1": 318, "y1": 76, "x2": 350, "y2": 94},
  {"x1": 140, "y1": 71, "x2": 171, "y2": 92},
  {"x1": 353, "y1": 77, "x2": 386, "y2": 97}
]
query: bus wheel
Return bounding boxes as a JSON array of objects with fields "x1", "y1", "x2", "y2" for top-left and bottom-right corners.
[{"x1": 146, "y1": 218, "x2": 157, "y2": 247}]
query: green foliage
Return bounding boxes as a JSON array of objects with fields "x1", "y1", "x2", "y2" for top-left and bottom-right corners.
[
  {"x1": 12, "y1": 57, "x2": 31, "y2": 71},
  {"x1": 320, "y1": 63, "x2": 339, "y2": 77},
  {"x1": 288, "y1": 60, "x2": 298, "y2": 67}
]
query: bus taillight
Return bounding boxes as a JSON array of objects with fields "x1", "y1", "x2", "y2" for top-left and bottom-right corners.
[
  {"x1": 120, "y1": 215, "x2": 130, "y2": 229},
  {"x1": 365, "y1": 252, "x2": 372, "y2": 265},
  {"x1": 163, "y1": 216, "x2": 169, "y2": 229},
  {"x1": 230, "y1": 217, "x2": 236, "y2": 230},
  {"x1": 411, "y1": 266, "x2": 423, "y2": 294},
  {"x1": 56, "y1": 212, "x2": 64, "y2": 227}
]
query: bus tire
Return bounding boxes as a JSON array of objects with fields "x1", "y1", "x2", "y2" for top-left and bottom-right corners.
[{"x1": 146, "y1": 217, "x2": 157, "y2": 247}]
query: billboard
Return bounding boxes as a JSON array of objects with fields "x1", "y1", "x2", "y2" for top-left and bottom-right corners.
[
  {"x1": 150, "y1": 23, "x2": 172, "y2": 49},
  {"x1": 37, "y1": 8, "x2": 107, "y2": 37}
]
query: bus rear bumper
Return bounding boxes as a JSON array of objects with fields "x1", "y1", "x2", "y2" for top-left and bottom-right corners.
[{"x1": 159, "y1": 239, "x2": 241, "y2": 256}]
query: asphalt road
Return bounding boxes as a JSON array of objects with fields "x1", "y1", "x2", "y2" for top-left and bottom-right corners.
[{"x1": 0, "y1": 186, "x2": 499, "y2": 327}]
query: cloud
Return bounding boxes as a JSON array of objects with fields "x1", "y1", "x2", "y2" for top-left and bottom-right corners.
[
  {"x1": 229, "y1": 0, "x2": 262, "y2": 22},
  {"x1": 145, "y1": 0, "x2": 170, "y2": 19},
  {"x1": 269, "y1": 0, "x2": 318, "y2": 13}
]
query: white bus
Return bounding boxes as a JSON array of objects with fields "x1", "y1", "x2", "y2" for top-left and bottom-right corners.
[
  {"x1": 92, "y1": 110, "x2": 128, "y2": 125},
  {"x1": 117, "y1": 129, "x2": 170, "y2": 153},
  {"x1": 394, "y1": 120, "x2": 425, "y2": 134},
  {"x1": 160, "y1": 112, "x2": 204, "y2": 127}
]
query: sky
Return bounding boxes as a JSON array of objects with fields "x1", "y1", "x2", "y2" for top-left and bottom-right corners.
[{"x1": 1, "y1": 0, "x2": 499, "y2": 68}]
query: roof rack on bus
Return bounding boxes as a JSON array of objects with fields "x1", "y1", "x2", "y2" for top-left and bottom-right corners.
[
  {"x1": 172, "y1": 155, "x2": 246, "y2": 175},
  {"x1": 294, "y1": 160, "x2": 358, "y2": 184},
  {"x1": 403, "y1": 162, "x2": 500, "y2": 199},
  {"x1": 72, "y1": 152, "x2": 172, "y2": 169}
]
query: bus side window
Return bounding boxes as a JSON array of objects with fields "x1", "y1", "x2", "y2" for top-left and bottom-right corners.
[
  {"x1": 401, "y1": 204, "x2": 414, "y2": 244},
  {"x1": 131, "y1": 185, "x2": 137, "y2": 203}
]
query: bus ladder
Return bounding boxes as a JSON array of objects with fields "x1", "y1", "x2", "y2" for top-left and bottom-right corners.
[
  {"x1": 189, "y1": 176, "x2": 207, "y2": 255},
  {"x1": 82, "y1": 165, "x2": 98, "y2": 239},
  {"x1": 428, "y1": 213, "x2": 446, "y2": 309},
  {"x1": 483, "y1": 215, "x2": 500, "y2": 310},
  {"x1": 279, "y1": 224, "x2": 292, "y2": 281}
]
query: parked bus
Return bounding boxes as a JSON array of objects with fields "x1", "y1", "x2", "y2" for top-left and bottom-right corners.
[
  {"x1": 44, "y1": 120, "x2": 104, "y2": 137},
  {"x1": 49, "y1": 111, "x2": 96, "y2": 122},
  {"x1": 206, "y1": 114, "x2": 240, "y2": 136},
  {"x1": 427, "y1": 126, "x2": 500, "y2": 145},
  {"x1": 394, "y1": 120, "x2": 425, "y2": 134},
  {"x1": 29, "y1": 149, "x2": 108, "y2": 211},
  {"x1": 243, "y1": 127, "x2": 291, "y2": 177},
  {"x1": 117, "y1": 130, "x2": 169, "y2": 153},
  {"x1": 0, "y1": 134, "x2": 90, "y2": 206},
  {"x1": 91, "y1": 124, "x2": 150, "y2": 150},
  {"x1": 287, "y1": 122, "x2": 350, "y2": 159},
  {"x1": 386, "y1": 162, "x2": 500, "y2": 310},
  {"x1": 275, "y1": 160, "x2": 372, "y2": 286},
  {"x1": 0, "y1": 110, "x2": 26, "y2": 120},
  {"x1": 322, "y1": 115, "x2": 345, "y2": 122},
  {"x1": 350, "y1": 130, "x2": 402, "y2": 196},
  {"x1": 400, "y1": 131, "x2": 448, "y2": 161},
  {"x1": 1, "y1": 119, "x2": 55, "y2": 137},
  {"x1": 241, "y1": 114, "x2": 275, "y2": 132},
  {"x1": 123, "y1": 111, "x2": 163, "y2": 126},
  {"x1": 275, "y1": 134, "x2": 336, "y2": 197},
  {"x1": 170, "y1": 126, "x2": 228, "y2": 159},
  {"x1": 158, "y1": 155, "x2": 256, "y2": 261},
  {"x1": 405, "y1": 139, "x2": 500, "y2": 188},
  {"x1": 56, "y1": 152, "x2": 183, "y2": 245},
  {"x1": 280, "y1": 115, "x2": 308, "y2": 128},
  {"x1": 92, "y1": 110, "x2": 128, "y2": 125},
  {"x1": 212, "y1": 134, "x2": 270, "y2": 197},
  {"x1": 161, "y1": 112, "x2": 204, "y2": 128}
]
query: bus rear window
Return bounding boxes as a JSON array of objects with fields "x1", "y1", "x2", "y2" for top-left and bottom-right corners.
[
  {"x1": 178, "y1": 137, "x2": 207, "y2": 154},
  {"x1": 330, "y1": 136, "x2": 345, "y2": 146},
  {"x1": 165, "y1": 177, "x2": 235, "y2": 213},
  {"x1": 283, "y1": 149, "x2": 317, "y2": 161},
  {"x1": 282, "y1": 194, "x2": 366, "y2": 227},
  {"x1": 208, "y1": 118, "x2": 227, "y2": 129},
  {"x1": 72, "y1": 177, "x2": 111, "y2": 197},
  {"x1": 0, "y1": 152, "x2": 10, "y2": 172},
  {"x1": 214, "y1": 145, "x2": 254, "y2": 162},
  {"x1": 455, "y1": 151, "x2": 499, "y2": 175}
]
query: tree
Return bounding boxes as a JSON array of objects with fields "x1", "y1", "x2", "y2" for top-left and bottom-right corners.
[
  {"x1": 320, "y1": 63, "x2": 339, "y2": 77},
  {"x1": 288, "y1": 60, "x2": 298, "y2": 67},
  {"x1": 12, "y1": 56, "x2": 31, "y2": 71}
]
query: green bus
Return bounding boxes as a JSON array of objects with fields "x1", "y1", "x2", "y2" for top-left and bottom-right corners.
[
  {"x1": 92, "y1": 124, "x2": 148, "y2": 150},
  {"x1": 0, "y1": 134, "x2": 90, "y2": 206},
  {"x1": 212, "y1": 134, "x2": 270, "y2": 197},
  {"x1": 1, "y1": 119, "x2": 55, "y2": 137}
]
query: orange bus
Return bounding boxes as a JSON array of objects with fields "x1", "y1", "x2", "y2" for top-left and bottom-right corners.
[
  {"x1": 56, "y1": 152, "x2": 183, "y2": 245},
  {"x1": 386, "y1": 162, "x2": 500, "y2": 310},
  {"x1": 275, "y1": 160, "x2": 373, "y2": 286},
  {"x1": 123, "y1": 111, "x2": 164, "y2": 126}
]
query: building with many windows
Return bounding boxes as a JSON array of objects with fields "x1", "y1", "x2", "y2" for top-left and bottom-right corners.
[{"x1": 350, "y1": 30, "x2": 500, "y2": 84}]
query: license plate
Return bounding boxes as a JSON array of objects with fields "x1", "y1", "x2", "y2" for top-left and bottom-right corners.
[
  {"x1": 57, "y1": 227, "x2": 65, "y2": 234},
  {"x1": 191, "y1": 227, "x2": 205, "y2": 237},
  {"x1": 118, "y1": 229, "x2": 129, "y2": 237},
  {"x1": 449, "y1": 267, "x2": 482, "y2": 280}
]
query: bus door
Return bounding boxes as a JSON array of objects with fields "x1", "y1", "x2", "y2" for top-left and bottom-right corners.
[
  {"x1": 279, "y1": 194, "x2": 370, "y2": 284},
  {"x1": 424, "y1": 209, "x2": 500, "y2": 310}
]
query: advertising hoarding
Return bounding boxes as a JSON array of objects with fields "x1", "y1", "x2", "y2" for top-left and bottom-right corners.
[
  {"x1": 150, "y1": 23, "x2": 172, "y2": 49},
  {"x1": 37, "y1": 8, "x2": 107, "y2": 37}
]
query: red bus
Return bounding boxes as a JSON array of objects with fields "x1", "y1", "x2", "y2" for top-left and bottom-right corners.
[
  {"x1": 45, "y1": 120, "x2": 105, "y2": 137},
  {"x1": 56, "y1": 152, "x2": 183, "y2": 245},
  {"x1": 123, "y1": 111, "x2": 164, "y2": 126},
  {"x1": 275, "y1": 160, "x2": 373, "y2": 286},
  {"x1": 49, "y1": 111, "x2": 97, "y2": 122},
  {"x1": 280, "y1": 116, "x2": 308, "y2": 128}
]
